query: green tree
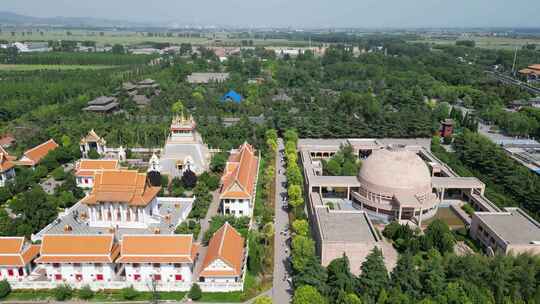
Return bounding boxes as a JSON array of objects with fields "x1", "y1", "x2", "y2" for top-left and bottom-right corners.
[
  {"x1": 293, "y1": 285, "x2": 326, "y2": 304},
  {"x1": 112, "y1": 44, "x2": 125, "y2": 54},
  {"x1": 78, "y1": 285, "x2": 94, "y2": 300},
  {"x1": 51, "y1": 167, "x2": 67, "y2": 181},
  {"x1": 210, "y1": 152, "x2": 228, "y2": 173},
  {"x1": 53, "y1": 284, "x2": 73, "y2": 301},
  {"x1": 87, "y1": 149, "x2": 100, "y2": 160},
  {"x1": 0, "y1": 280, "x2": 11, "y2": 299},
  {"x1": 325, "y1": 159, "x2": 342, "y2": 176},
  {"x1": 327, "y1": 255, "x2": 355, "y2": 298},
  {"x1": 121, "y1": 286, "x2": 138, "y2": 300},
  {"x1": 435, "y1": 282, "x2": 472, "y2": 304},
  {"x1": 420, "y1": 249, "x2": 445, "y2": 296},
  {"x1": 391, "y1": 253, "x2": 422, "y2": 300},
  {"x1": 172, "y1": 100, "x2": 184, "y2": 115},
  {"x1": 356, "y1": 247, "x2": 389, "y2": 301},
  {"x1": 292, "y1": 219, "x2": 310, "y2": 236},
  {"x1": 293, "y1": 256, "x2": 328, "y2": 293},
  {"x1": 422, "y1": 219, "x2": 455, "y2": 254},
  {"x1": 189, "y1": 283, "x2": 202, "y2": 300},
  {"x1": 291, "y1": 235, "x2": 316, "y2": 272}
]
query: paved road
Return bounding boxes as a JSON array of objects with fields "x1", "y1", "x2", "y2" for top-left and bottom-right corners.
[
  {"x1": 272, "y1": 138, "x2": 293, "y2": 303},
  {"x1": 486, "y1": 71, "x2": 540, "y2": 95},
  {"x1": 193, "y1": 190, "x2": 221, "y2": 282}
]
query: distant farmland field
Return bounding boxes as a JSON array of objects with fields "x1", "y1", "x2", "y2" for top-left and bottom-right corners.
[
  {"x1": 410, "y1": 36, "x2": 540, "y2": 50},
  {"x1": 0, "y1": 64, "x2": 115, "y2": 71},
  {"x1": 0, "y1": 30, "x2": 307, "y2": 47}
]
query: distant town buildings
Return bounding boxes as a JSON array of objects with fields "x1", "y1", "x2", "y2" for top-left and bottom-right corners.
[
  {"x1": 219, "y1": 143, "x2": 259, "y2": 218},
  {"x1": 187, "y1": 72, "x2": 230, "y2": 84}
]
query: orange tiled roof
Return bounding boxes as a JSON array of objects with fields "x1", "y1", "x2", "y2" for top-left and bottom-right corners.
[
  {"x1": 75, "y1": 159, "x2": 119, "y2": 177},
  {"x1": 35, "y1": 234, "x2": 119, "y2": 263},
  {"x1": 117, "y1": 235, "x2": 199, "y2": 263},
  {"x1": 80, "y1": 170, "x2": 161, "y2": 206},
  {"x1": 199, "y1": 223, "x2": 245, "y2": 278},
  {"x1": 529, "y1": 64, "x2": 540, "y2": 70},
  {"x1": 220, "y1": 143, "x2": 259, "y2": 200},
  {"x1": 20, "y1": 139, "x2": 59, "y2": 166},
  {"x1": 0, "y1": 153, "x2": 15, "y2": 173},
  {"x1": 0, "y1": 237, "x2": 41, "y2": 266}
]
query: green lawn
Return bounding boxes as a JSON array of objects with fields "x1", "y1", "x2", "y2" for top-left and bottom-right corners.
[
  {"x1": 197, "y1": 271, "x2": 271, "y2": 302},
  {"x1": 5, "y1": 289, "x2": 185, "y2": 302},
  {"x1": 0, "y1": 64, "x2": 115, "y2": 71}
]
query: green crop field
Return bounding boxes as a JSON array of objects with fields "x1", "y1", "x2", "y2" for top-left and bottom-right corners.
[
  {"x1": 0, "y1": 64, "x2": 115, "y2": 71},
  {"x1": 0, "y1": 30, "x2": 308, "y2": 47},
  {"x1": 410, "y1": 36, "x2": 540, "y2": 50}
]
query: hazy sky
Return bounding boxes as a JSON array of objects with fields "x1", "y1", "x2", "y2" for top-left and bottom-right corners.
[{"x1": 2, "y1": 0, "x2": 540, "y2": 28}]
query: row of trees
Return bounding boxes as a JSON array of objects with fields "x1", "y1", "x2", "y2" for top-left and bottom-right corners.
[{"x1": 453, "y1": 130, "x2": 540, "y2": 219}]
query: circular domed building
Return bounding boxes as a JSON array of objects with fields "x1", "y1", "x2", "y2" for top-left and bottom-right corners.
[{"x1": 351, "y1": 147, "x2": 439, "y2": 222}]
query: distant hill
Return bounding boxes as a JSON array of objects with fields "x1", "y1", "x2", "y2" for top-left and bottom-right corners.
[{"x1": 0, "y1": 11, "x2": 152, "y2": 28}]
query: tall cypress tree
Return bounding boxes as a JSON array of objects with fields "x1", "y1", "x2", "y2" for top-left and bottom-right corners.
[{"x1": 356, "y1": 247, "x2": 389, "y2": 301}]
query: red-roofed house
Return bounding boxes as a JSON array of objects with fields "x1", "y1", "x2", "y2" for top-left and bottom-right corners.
[
  {"x1": 0, "y1": 237, "x2": 40, "y2": 281},
  {"x1": 198, "y1": 223, "x2": 246, "y2": 285},
  {"x1": 118, "y1": 234, "x2": 199, "y2": 284},
  {"x1": 17, "y1": 139, "x2": 59, "y2": 167},
  {"x1": 219, "y1": 143, "x2": 259, "y2": 217},
  {"x1": 75, "y1": 159, "x2": 120, "y2": 189},
  {"x1": 35, "y1": 234, "x2": 119, "y2": 283}
]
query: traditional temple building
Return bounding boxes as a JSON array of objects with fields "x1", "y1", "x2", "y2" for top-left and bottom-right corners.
[
  {"x1": 36, "y1": 234, "x2": 120, "y2": 283},
  {"x1": 17, "y1": 139, "x2": 58, "y2": 167},
  {"x1": 80, "y1": 170, "x2": 161, "y2": 229},
  {"x1": 219, "y1": 143, "x2": 259, "y2": 218},
  {"x1": 75, "y1": 159, "x2": 120, "y2": 189},
  {"x1": 80, "y1": 130, "x2": 107, "y2": 158},
  {"x1": 0, "y1": 237, "x2": 40, "y2": 281},
  {"x1": 118, "y1": 234, "x2": 199, "y2": 283},
  {"x1": 198, "y1": 223, "x2": 245, "y2": 284},
  {"x1": 160, "y1": 114, "x2": 210, "y2": 177}
]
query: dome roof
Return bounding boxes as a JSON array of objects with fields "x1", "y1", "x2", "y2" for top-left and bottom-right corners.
[{"x1": 358, "y1": 148, "x2": 432, "y2": 195}]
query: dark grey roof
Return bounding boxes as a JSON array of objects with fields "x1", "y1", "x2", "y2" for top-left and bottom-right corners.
[
  {"x1": 83, "y1": 102, "x2": 119, "y2": 112},
  {"x1": 88, "y1": 96, "x2": 117, "y2": 106}
]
